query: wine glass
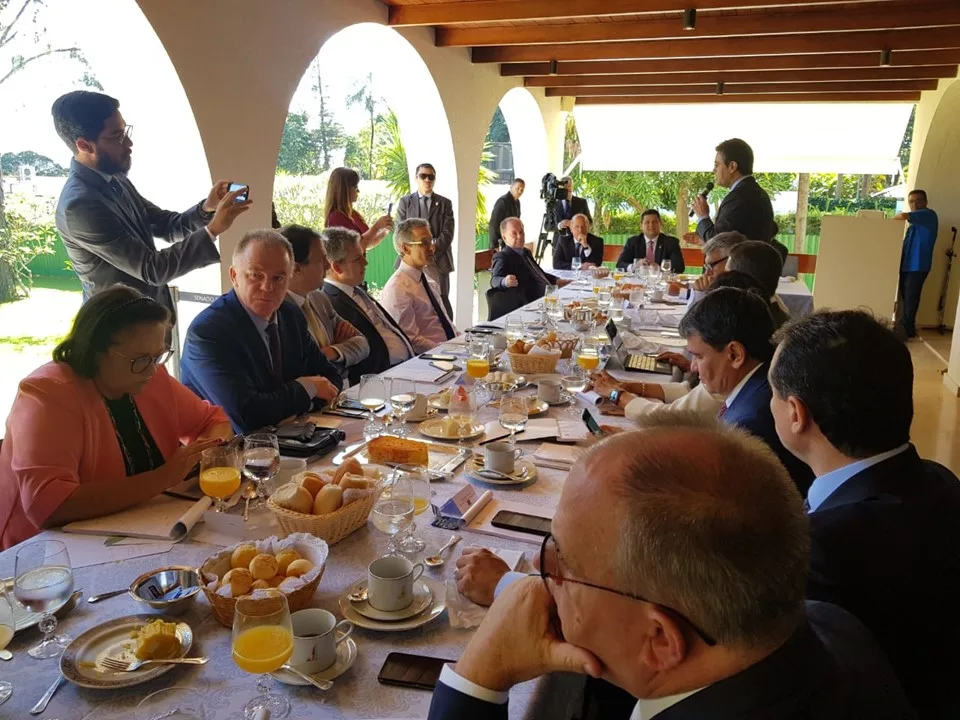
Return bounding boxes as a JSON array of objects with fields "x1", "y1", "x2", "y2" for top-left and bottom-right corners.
[
  {"x1": 14, "y1": 539, "x2": 73, "y2": 659},
  {"x1": 0, "y1": 593, "x2": 13, "y2": 704},
  {"x1": 359, "y1": 374, "x2": 386, "y2": 439},
  {"x1": 574, "y1": 337, "x2": 602, "y2": 375},
  {"x1": 560, "y1": 365, "x2": 588, "y2": 416},
  {"x1": 597, "y1": 290, "x2": 612, "y2": 311},
  {"x1": 660, "y1": 259, "x2": 673, "y2": 277},
  {"x1": 499, "y1": 392, "x2": 528, "y2": 443},
  {"x1": 571, "y1": 255, "x2": 582, "y2": 280},
  {"x1": 200, "y1": 446, "x2": 241, "y2": 513},
  {"x1": 394, "y1": 468, "x2": 430, "y2": 554},
  {"x1": 371, "y1": 473, "x2": 416, "y2": 554},
  {"x1": 388, "y1": 377, "x2": 417, "y2": 438},
  {"x1": 545, "y1": 285, "x2": 563, "y2": 324},
  {"x1": 448, "y1": 387, "x2": 478, "y2": 447},
  {"x1": 504, "y1": 315, "x2": 524, "y2": 343},
  {"x1": 232, "y1": 590, "x2": 294, "y2": 720},
  {"x1": 242, "y1": 433, "x2": 280, "y2": 500},
  {"x1": 609, "y1": 296, "x2": 626, "y2": 322}
]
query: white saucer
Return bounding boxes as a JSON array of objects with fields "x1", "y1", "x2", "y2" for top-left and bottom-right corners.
[
  {"x1": 545, "y1": 392, "x2": 575, "y2": 406},
  {"x1": 418, "y1": 418, "x2": 485, "y2": 441},
  {"x1": 349, "y1": 580, "x2": 433, "y2": 621},
  {"x1": 465, "y1": 457, "x2": 538, "y2": 486},
  {"x1": 271, "y1": 638, "x2": 357, "y2": 686},
  {"x1": 338, "y1": 579, "x2": 445, "y2": 632}
]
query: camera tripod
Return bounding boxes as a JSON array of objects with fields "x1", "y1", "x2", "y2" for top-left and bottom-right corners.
[{"x1": 936, "y1": 226, "x2": 957, "y2": 334}]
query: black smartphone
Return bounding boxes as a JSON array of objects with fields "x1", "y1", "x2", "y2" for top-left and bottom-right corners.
[
  {"x1": 581, "y1": 408, "x2": 603, "y2": 437},
  {"x1": 491, "y1": 510, "x2": 552, "y2": 537},
  {"x1": 228, "y1": 182, "x2": 249, "y2": 203},
  {"x1": 421, "y1": 353, "x2": 457, "y2": 362},
  {"x1": 339, "y1": 398, "x2": 385, "y2": 413},
  {"x1": 378, "y1": 652, "x2": 454, "y2": 691},
  {"x1": 386, "y1": 202, "x2": 394, "y2": 216}
]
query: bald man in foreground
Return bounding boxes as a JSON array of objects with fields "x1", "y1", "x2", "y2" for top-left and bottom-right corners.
[{"x1": 436, "y1": 419, "x2": 915, "y2": 720}]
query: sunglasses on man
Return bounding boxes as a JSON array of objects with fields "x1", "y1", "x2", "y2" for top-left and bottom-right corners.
[{"x1": 418, "y1": 173, "x2": 436, "y2": 181}]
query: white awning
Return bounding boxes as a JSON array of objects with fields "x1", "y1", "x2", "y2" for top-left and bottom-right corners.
[{"x1": 573, "y1": 102, "x2": 913, "y2": 175}]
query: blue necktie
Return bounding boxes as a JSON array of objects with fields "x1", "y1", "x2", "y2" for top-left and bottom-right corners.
[{"x1": 265, "y1": 322, "x2": 283, "y2": 387}]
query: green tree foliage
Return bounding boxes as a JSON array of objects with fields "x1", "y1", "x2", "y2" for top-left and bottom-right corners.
[
  {"x1": 1, "y1": 150, "x2": 67, "y2": 176},
  {"x1": 0, "y1": 207, "x2": 56, "y2": 302},
  {"x1": 485, "y1": 107, "x2": 510, "y2": 144},
  {"x1": 476, "y1": 143, "x2": 499, "y2": 232},
  {"x1": 277, "y1": 111, "x2": 322, "y2": 176},
  {"x1": 379, "y1": 110, "x2": 410, "y2": 201},
  {"x1": 346, "y1": 73, "x2": 383, "y2": 179},
  {"x1": 310, "y1": 60, "x2": 345, "y2": 172}
]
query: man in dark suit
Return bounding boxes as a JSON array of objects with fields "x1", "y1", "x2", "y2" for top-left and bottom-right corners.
[
  {"x1": 770, "y1": 310, "x2": 960, "y2": 718},
  {"x1": 616, "y1": 209, "x2": 685, "y2": 271},
  {"x1": 552, "y1": 175, "x2": 591, "y2": 242},
  {"x1": 685, "y1": 138, "x2": 775, "y2": 245},
  {"x1": 552, "y1": 213, "x2": 603, "y2": 270},
  {"x1": 428, "y1": 422, "x2": 914, "y2": 720},
  {"x1": 489, "y1": 218, "x2": 569, "y2": 317},
  {"x1": 678, "y1": 287, "x2": 813, "y2": 495},
  {"x1": 395, "y1": 163, "x2": 455, "y2": 316},
  {"x1": 488, "y1": 178, "x2": 524, "y2": 250},
  {"x1": 321, "y1": 227, "x2": 414, "y2": 386},
  {"x1": 179, "y1": 230, "x2": 342, "y2": 434},
  {"x1": 51, "y1": 90, "x2": 249, "y2": 319}
]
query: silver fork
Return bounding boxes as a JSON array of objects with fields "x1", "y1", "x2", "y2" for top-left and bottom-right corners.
[{"x1": 100, "y1": 656, "x2": 209, "y2": 672}]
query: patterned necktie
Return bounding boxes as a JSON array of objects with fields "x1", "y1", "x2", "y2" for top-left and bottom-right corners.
[
  {"x1": 420, "y1": 273, "x2": 456, "y2": 340},
  {"x1": 646, "y1": 239, "x2": 656, "y2": 263},
  {"x1": 265, "y1": 322, "x2": 283, "y2": 387},
  {"x1": 301, "y1": 299, "x2": 329, "y2": 346},
  {"x1": 717, "y1": 402, "x2": 728, "y2": 420},
  {"x1": 355, "y1": 286, "x2": 414, "y2": 355}
]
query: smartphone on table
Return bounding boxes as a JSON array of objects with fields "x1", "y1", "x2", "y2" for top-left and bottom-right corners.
[
  {"x1": 491, "y1": 510, "x2": 552, "y2": 537},
  {"x1": 378, "y1": 652, "x2": 454, "y2": 690},
  {"x1": 228, "y1": 182, "x2": 249, "y2": 203},
  {"x1": 581, "y1": 408, "x2": 603, "y2": 437}
]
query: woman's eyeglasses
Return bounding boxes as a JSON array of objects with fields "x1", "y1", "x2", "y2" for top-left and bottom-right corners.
[{"x1": 110, "y1": 348, "x2": 173, "y2": 374}]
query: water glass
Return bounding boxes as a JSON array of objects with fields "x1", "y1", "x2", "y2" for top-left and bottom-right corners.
[
  {"x1": 504, "y1": 315, "x2": 524, "y2": 343},
  {"x1": 200, "y1": 446, "x2": 241, "y2": 513},
  {"x1": 359, "y1": 374, "x2": 386, "y2": 439},
  {"x1": 0, "y1": 594, "x2": 13, "y2": 703},
  {"x1": 14, "y1": 539, "x2": 73, "y2": 659},
  {"x1": 499, "y1": 393, "x2": 529, "y2": 441},
  {"x1": 610, "y1": 297, "x2": 626, "y2": 321},
  {"x1": 597, "y1": 290, "x2": 612, "y2": 310},
  {"x1": 660, "y1": 259, "x2": 673, "y2": 277},
  {"x1": 571, "y1": 256, "x2": 582, "y2": 279},
  {"x1": 389, "y1": 378, "x2": 417, "y2": 437},
  {"x1": 393, "y1": 468, "x2": 431, "y2": 554},
  {"x1": 372, "y1": 474, "x2": 416, "y2": 554},
  {"x1": 629, "y1": 289, "x2": 645, "y2": 309},
  {"x1": 232, "y1": 590, "x2": 294, "y2": 719},
  {"x1": 242, "y1": 433, "x2": 280, "y2": 499}
]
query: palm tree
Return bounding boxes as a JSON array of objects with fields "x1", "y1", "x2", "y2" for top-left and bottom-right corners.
[
  {"x1": 380, "y1": 110, "x2": 410, "y2": 200},
  {"x1": 345, "y1": 73, "x2": 381, "y2": 179},
  {"x1": 476, "y1": 142, "x2": 499, "y2": 232}
]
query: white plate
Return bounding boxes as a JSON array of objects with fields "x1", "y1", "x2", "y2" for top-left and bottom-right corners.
[
  {"x1": 418, "y1": 418, "x2": 485, "y2": 442},
  {"x1": 404, "y1": 408, "x2": 439, "y2": 422},
  {"x1": 338, "y1": 579, "x2": 445, "y2": 632},
  {"x1": 465, "y1": 457, "x2": 538, "y2": 486},
  {"x1": 348, "y1": 580, "x2": 433, "y2": 621},
  {"x1": 271, "y1": 638, "x2": 358, "y2": 686},
  {"x1": 61, "y1": 615, "x2": 194, "y2": 689},
  {"x1": 488, "y1": 396, "x2": 549, "y2": 417}
]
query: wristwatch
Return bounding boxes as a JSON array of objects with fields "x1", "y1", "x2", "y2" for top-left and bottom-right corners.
[{"x1": 608, "y1": 388, "x2": 622, "y2": 406}]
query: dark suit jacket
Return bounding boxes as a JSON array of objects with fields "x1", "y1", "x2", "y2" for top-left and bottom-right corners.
[
  {"x1": 616, "y1": 233, "x2": 685, "y2": 272},
  {"x1": 722, "y1": 363, "x2": 814, "y2": 496},
  {"x1": 55, "y1": 159, "x2": 220, "y2": 317},
  {"x1": 807, "y1": 446, "x2": 960, "y2": 718},
  {"x1": 322, "y1": 282, "x2": 412, "y2": 386},
  {"x1": 396, "y1": 192, "x2": 455, "y2": 274},
  {"x1": 489, "y1": 247, "x2": 558, "y2": 316},
  {"x1": 427, "y1": 600, "x2": 915, "y2": 720},
  {"x1": 697, "y1": 175, "x2": 775, "y2": 243},
  {"x1": 179, "y1": 290, "x2": 342, "y2": 434},
  {"x1": 553, "y1": 195, "x2": 591, "y2": 237},
  {"x1": 488, "y1": 192, "x2": 521, "y2": 250},
  {"x1": 553, "y1": 233, "x2": 604, "y2": 270}
]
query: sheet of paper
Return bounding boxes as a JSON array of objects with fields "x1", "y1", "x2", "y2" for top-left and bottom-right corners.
[
  {"x1": 44, "y1": 531, "x2": 173, "y2": 569},
  {"x1": 63, "y1": 495, "x2": 211, "y2": 541},
  {"x1": 557, "y1": 420, "x2": 589, "y2": 443},
  {"x1": 533, "y1": 442, "x2": 583, "y2": 466},
  {"x1": 381, "y1": 363, "x2": 451, "y2": 384},
  {"x1": 466, "y1": 498, "x2": 556, "y2": 545},
  {"x1": 482, "y1": 418, "x2": 559, "y2": 445}
]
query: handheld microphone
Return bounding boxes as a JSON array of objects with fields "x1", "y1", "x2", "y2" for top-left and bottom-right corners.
[{"x1": 689, "y1": 182, "x2": 715, "y2": 217}]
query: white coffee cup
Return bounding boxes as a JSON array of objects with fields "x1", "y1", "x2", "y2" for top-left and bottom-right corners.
[
  {"x1": 404, "y1": 393, "x2": 430, "y2": 421},
  {"x1": 484, "y1": 441, "x2": 522, "y2": 474},
  {"x1": 290, "y1": 608, "x2": 353, "y2": 674},
  {"x1": 651, "y1": 287, "x2": 665, "y2": 302},
  {"x1": 616, "y1": 316, "x2": 633, "y2": 331},
  {"x1": 367, "y1": 556, "x2": 424, "y2": 612},
  {"x1": 538, "y1": 378, "x2": 563, "y2": 404},
  {"x1": 489, "y1": 332, "x2": 508, "y2": 350}
]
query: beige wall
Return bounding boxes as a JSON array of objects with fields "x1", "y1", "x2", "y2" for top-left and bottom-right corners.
[{"x1": 135, "y1": 0, "x2": 566, "y2": 326}]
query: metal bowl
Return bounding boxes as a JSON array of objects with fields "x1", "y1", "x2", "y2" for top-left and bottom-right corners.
[{"x1": 128, "y1": 566, "x2": 201, "y2": 614}]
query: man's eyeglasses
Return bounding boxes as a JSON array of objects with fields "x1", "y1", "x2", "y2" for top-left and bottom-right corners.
[
  {"x1": 104, "y1": 125, "x2": 133, "y2": 146},
  {"x1": 110, "y1": 348, "x2": 173, "y2": 374},
  {"x1": 418, "y1": 173, "x2": 436, "y2": 181},
  {"x1": 539, "y1": 532, "x2": 717, "y2": 646},
  {"x1": 406, "y1": 238, "x2": 437, "y2": 247},
  {"x1": 703, "y1": 256, "x2": 728, "y2": 273}
]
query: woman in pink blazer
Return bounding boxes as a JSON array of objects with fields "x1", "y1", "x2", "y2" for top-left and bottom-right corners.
[{"x1": 0, "y1": 286, "x2": 232, "y2": 549}]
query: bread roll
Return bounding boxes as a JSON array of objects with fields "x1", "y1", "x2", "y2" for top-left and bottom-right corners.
[
  {"x1": 273, "y1": 483, "x2": 313, "y2": 515},
  {"x1": 222, "y1": 568, "x2": 254, "y2": 597},
  {"x1": 275, "y1": 549, "x2": 301, "y2": 575},
  {"x1": 250, "y1": 579, "x2": 271, "y2": 591},
  {"x1": 299, "y1": 472, "x2": 328, "y2": 498},
  {"x1": 338, "y1": 473, "x2": 371, "y2": 491},
  {"x1": 342, "y1": 487, "x2": 373, "y2": 507},
  {"x1": 285, "y1": 558, "x2": 314, "y2": 578},
  {"x1": 268, "y1": 575, "x2": 284, "y2": 588},
  {"x1": 249, "y1": 553, "x2": 279, "y2": 580},
  {"x1": 332, "y1": 457, "x2": 363, "y2": 485},
  {"x1": 231, "y1": 544, "x2": 258, "y2": 570},
  {"x1": 313, "y1": 484, "x2": 343, "y2": 515}
]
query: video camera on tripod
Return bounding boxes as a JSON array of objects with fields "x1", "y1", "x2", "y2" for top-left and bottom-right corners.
[{"x1": 535, "y1": 173, "x2": 569, "y2": 263}]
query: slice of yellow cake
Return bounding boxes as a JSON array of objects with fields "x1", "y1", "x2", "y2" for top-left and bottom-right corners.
[
  {"x1": 367, "y1": 435, "x2": 429, "y2": 467},
  {"x1": 135, "y1": 619, "x2": 181, "y2": 660}
]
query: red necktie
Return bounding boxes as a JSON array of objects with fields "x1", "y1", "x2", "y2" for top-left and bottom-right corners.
[{"x1": 717, "y1": 402, "x2": 728, "y2": 420}]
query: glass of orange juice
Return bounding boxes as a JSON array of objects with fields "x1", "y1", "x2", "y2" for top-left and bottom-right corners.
[
  {"x1": 575, "y1": 337, "x2": 601, "y2": 372},
  {"x1": 466, "y1": 339, "x2": 491, "y2": 381},
  {"x1": 232, "y1": 589, "x2": 294, "y2": 719},
  {"x1": 200, "y1": 447, "x2": 241, "y2": 513}
]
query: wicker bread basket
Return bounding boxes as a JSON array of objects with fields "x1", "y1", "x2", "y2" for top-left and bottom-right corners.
[
  {"x1": 267, "y1": 477, "x2": 382, "y2": 545},
  {"x1": 199, "y1": 533, "x2": 328, "y2": 627},
  {"x1": 506, "y1": 348, "x2": 561, "y2": 374}
]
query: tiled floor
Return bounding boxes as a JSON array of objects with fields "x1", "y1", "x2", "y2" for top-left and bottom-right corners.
[{"x1": 911, "y1": 332, "x2": 959, "y2": 476}]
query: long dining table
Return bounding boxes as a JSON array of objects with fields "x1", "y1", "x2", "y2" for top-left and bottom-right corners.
[{"x1": 0, "y1": 281, "x2": 673, "y2": 720}]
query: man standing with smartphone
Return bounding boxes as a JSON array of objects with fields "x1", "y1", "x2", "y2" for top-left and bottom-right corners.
[{"x1": 52, "y1": 90, "x2": 250, "y2": 323}]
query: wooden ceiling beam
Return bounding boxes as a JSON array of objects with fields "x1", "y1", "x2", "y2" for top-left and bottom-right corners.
[
  {"x1": 472, "y1": 27, "x2": 960, "y2": 63},
  {"x1": 575, "y1": 91, "x2": 922, "y2": 104},
  {"x1": 438, "y1": 2, "x2": 960, "y2": 48},
  {"x1": 524, "y1": 66, "x2": 957, "y2": 86},
  {"x1": 549, "y1": 79, "x2": 938, "y2": 95},
  {"x1": 389, "y1": 0, "x2": 897, "y2": 27},
  {"x1": 501, "y1": 49, "x2": 960, "y2": 75}
]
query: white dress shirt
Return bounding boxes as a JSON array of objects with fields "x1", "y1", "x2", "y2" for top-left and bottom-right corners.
[
  {"x1": 625, "y1": 382, "x2": 724, "y2": 421},
  {"x1": 378, "y1": 261, "x2": 456, "y2": 354},
  {"x1": 324, "y1": 279, "x2": 412, "y2": 365},
  {"x1": 724, "y1": 362, "x2": 764, "y2": 410}
]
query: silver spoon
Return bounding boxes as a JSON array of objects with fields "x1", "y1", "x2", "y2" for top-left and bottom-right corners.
[
  {"x1": 424, "y1": 535, "x2": 461, "y2": 568},
  {"x1": 241, "y1": 483, "x2": 257, "y2": 521},
  {"x1": 0, "y1": 650, "x2": 12, "y2": 661},
  {"x1": 280, "y1": 663, "x2": 333, "y2": 691},
  {"x1": 476, "y1": 467, "x2": 528, "y2": 482},
  {"x1": 87, "y1": 588, "x2": 127, "y2": 604},
  {"x1": 348, "y1": 587, "x2": 368, "y2": 603}
]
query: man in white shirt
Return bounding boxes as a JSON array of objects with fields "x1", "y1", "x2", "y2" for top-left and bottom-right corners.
[
  {"x1": 431, "y1": 420, "x2": 914, "y2": 720},
  {"x1": 380, "y1": 218, "x2": 457, "y2": 354}
]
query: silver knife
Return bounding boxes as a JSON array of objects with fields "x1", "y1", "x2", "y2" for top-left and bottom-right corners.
[{"x1": 30, "y1": 673, "x2": 64, "y2": 715}]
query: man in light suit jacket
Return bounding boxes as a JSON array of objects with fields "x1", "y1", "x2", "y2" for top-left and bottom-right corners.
[
  {"x1": 771, "y1": 310, "x2": 960, "y2": 718},
  {"x1": 677, "y1": 287, "x2": 814, "y2": 495},
  {"x1": 685, "y1": 138, "x2": 775, "y2": 245},
  {"x1": 395, "y1": 163, "x2": 455, "y2": 316},
  {"x1": 428, "y1": 422, "x2": 915, "y2": 720},
  {"x1": 180, "y1": 231, "x2": 342, "y2": 434},
  {"x1": 321, "y1": 227, "x2": 415, "y2": 386},
  {"x1": 616, "y1": 209, "x2": 685, "y2": 271},
  {"x1": 51, "y1": 90, "x2": 249, "y2": 319},
  {"x1": 487, "y1": 178, "x2": 524, "y2": 250}
]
